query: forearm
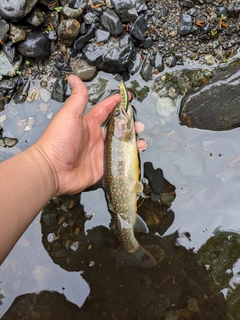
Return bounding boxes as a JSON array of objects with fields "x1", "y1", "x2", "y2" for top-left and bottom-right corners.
[{"x1": 0, "y1": 145, "x2": 57, "y2": 264}]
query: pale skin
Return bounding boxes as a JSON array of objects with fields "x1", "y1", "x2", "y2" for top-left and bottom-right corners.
[{"x1": 0, "y1": 75, "x2": 146, "y2": 264}]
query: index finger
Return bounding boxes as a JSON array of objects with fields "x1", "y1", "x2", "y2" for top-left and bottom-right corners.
[
  {"x1": 85, "y1": 91, "x2": 132, "y2": 125},
  {"x1": 84, "y1": 94, "x2": 120, "y2": 125}
]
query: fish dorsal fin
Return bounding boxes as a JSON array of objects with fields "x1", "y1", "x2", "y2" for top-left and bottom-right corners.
[
  {"x1": 132, "y1": 181, "x2": 143, "y2": 193},
  {"x1": 134, "y1": 214, "x2": 149, "y2": 233}
]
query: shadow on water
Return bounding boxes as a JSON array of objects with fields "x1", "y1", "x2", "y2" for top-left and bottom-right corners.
[{"x1": 1, "y1": 70, "x2": 240, "y2": 319}]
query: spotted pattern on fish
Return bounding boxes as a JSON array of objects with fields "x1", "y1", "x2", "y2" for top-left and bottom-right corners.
[{"x1": 104, "y1": 102, "x2": 141, "y2": 253}]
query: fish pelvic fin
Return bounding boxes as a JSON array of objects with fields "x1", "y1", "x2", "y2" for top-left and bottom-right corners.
[
  {"x1": 116, "y1": 245, "x2": 157, "y2": 269},
  {"x1": 134, "y1": 214, "x2": 149, "y2": 233}
]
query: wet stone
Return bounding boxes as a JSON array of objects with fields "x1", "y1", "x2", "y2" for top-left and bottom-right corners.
[
  {"x1": 58, "y1": 19, "x2": 80, "y2": 47},
  {"x1": 95, "y1": 29, "x2": 110, "y2": 44},
  {"x1": 143, "y1": 36, "x2": 153, "y2": 49},
  {"x1": 84, "y1": 12, "x2": 99, "y2": 24},
  {"x1": 156, "y1": 97, "x2": 175, "y2": 119},
  {"x1": 52, "y1": 77, "x2": 67, "y2": 102},
  {"x1": 100, "y1": 8, "x2": 123, "y2": 36},
  {"x1": 0, "y1": 79, "x2": 16, "y2": 90},
  {"x1": 179, "y1": 65, "x2": 240, "y2": 131},
  {"x1": 83, "y1": 32, "x2": 136, "y2": 73},
  {"x1": 140, "y1": 52, "x2": 153, "y2": 81},
  {"x1": 10, "y1": 24, "x2": 27, "y2": 43},
  {"x1": 74, "y1": 24, "x2": 96, "y2": 50},
  {"x1": 155, "y1": 52, "x2": 164, "y2": 72},
  {"x1": 16, "y1": 31, "x2": 51, "y2": 59},
  {"x1": 62, "y1": 6, "x2": 83, "y2": 19},
  {"x1": 70, "y1": 58, "x2": 97, "y2": 81},
  {"x1": 128, "y1": 52, "x2": 142, "y2": 75},
  {"x1": 0, "y1": 19, "x2": 10, "y2": 43},
  {"x1": 178, "y1": 13, "x2": 192, "y2": 36},
  {"x1": 25, "y1": 7, "x2": 45, "y2": 27},
  {"x1": 0, "y1": 0, "x2": 38, "y2": 20},
  {"x1": 111, "y1": 0, "x2": 139, "y2": 22},
  {"x1": 130, "y1": 15, "x2": 147, "y2": 41},
  {"x1": 0, "y1": 51, "x2": 17, "y2": 76},
  {"x1": 46, "y1": 30, "x2": 57, "y2": 41}
]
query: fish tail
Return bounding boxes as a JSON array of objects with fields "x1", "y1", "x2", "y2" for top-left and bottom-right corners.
[{"x1": 116, "y1": 245, "x2": 157, "y2": 269}]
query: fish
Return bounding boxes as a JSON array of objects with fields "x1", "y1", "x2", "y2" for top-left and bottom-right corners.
[{"x1": 104, "y1": 82, "x2": 157, "y2": 268}]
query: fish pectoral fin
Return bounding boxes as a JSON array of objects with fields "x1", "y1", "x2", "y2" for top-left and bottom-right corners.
[
  {"x1": 116, "y1": 245, "x2": 157, "y2": 269},
  {"x1": 134, "y1": 214, "x2": 149, "y2": 233},
  {"x1": 132, "y1": 181, "x2": 143, "y2": 193}
]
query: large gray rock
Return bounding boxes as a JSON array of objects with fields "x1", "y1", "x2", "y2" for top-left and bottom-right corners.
[
  {"x1": 100, "y1": 8, "x2": 123, "y2": 36},
  {"x1": 82, "y1": 32, "x2": 136, "y2": 73},
  {"x1": 0, "y1": 0, "x2": 38, "y2": 20},
  {"x1": 179, "y1": 65, "x2": 240, "y2": 131}
]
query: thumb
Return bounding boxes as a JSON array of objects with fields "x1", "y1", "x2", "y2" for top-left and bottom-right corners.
[{"x1": 62, "y1": 75, "x2": 89, "y2": 116}]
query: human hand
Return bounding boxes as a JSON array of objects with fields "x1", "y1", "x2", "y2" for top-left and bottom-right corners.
[{"x1": 33, "y1": 75, "x2": 146, "y2": 195}]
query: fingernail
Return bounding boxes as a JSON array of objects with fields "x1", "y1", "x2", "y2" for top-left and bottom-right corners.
[{"x1": 67, "y1": 74, "x2": 75, "y2": 86}]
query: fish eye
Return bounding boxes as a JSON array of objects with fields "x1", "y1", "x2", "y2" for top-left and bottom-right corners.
[{"x1": 114, "y1": 109, "x2": 120, "y2": 117}]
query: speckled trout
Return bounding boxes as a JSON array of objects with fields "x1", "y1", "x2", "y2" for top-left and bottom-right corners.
[{"x1": 104, "y1": 82, "x2": 156, "y2": 268}]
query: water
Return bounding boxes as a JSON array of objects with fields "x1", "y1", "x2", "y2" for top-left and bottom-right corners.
[{"x1": 1, "y1": 71, "x2": 240, "y2": 318}]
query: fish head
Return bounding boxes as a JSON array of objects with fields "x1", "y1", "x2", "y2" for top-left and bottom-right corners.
[{"x1": 110, "y1": 103, "x2": 134, "y2": 141}]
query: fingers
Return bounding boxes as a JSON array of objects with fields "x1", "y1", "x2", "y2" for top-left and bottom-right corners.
[
  {"x1": 85, "y1": 93, "x2": 121, "y2": 125},
  {"x1": 137, "y1": 139, "x2": 147, "y2": 151},
  {"x1": 62, "y1": 75, "x2": 88, "y2": 117},
  {"x1": 135, "y1": 122, "x2": 145, "y2": 134}
]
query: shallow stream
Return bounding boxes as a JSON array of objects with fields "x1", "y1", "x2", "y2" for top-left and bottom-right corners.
[{"x1": 1, "y1": 69, "x2": 240, "y2": 318}]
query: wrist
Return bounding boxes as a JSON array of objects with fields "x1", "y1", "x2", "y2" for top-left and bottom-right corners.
[{"x1": 26, "y1": 144, "x2": 59, "y2": 198}]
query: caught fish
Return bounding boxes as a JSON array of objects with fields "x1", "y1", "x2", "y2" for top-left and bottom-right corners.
[{"x1": 104, "y1": 82, "x2": 157, "y2": 268}]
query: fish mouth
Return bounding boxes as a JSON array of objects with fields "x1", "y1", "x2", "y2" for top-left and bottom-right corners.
[{"x1": 119, "y1": 81, "x2": 129, "y2": 112}]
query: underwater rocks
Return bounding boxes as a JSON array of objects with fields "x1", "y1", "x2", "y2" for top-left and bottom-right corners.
[{"x1": 179, "y1": 65, "x2": 240, "y2": 131}]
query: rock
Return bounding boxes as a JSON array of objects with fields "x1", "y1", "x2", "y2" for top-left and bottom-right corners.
[
  {"x1": 155, "y1": 52, "x2": 164, "y2": 72},
  {"x1": 58, "y1": 19, "x2": 80, "y2": 46},
  {"x1": 0, "y1": 19, "x2": 10, "y2": 43},
  {"x1": 111, "y1": 0, "x2": 139, "y2": 22},
  {"x1": 171, "y1": 152, "x2": 203, "y2": 177},
  {"x1": 2, "y1": 41, "x2": 16, "y2": 64},
  {"x1": 0, "y1": 0, "x2": 38, "y2": 20},
  {"x1": 179, "y1": 65, "x2": 240, "y2": 131},
  {"x1": 0, "y1": 79, "x2": 16, "y2": 89},
  {"x1": 95, "y1": 29, "x2": 110, "y2": 44},
  {"x1": 130, "y1": 15, "x2": 147, "y2": 41},
  {"x1": 62, "y1": 6, "x2": 83, "y2": 19},
  {"x1": 87, "y1": 77, "x2": 108, "y2": 104},
  {"x1": 204, "y1": 54, "x2": 216, "y2": 65},
  {"x1": 0, "y1": 51, "x2": 18, "y2": 76},
  {"x1": 84, "y1": 12, "x2": 99, "y2": 24},
  {"x1": 140, "y1": 52, "x2": 153, "y2": 81},
  {"x1": 178, "y1": 13, "x2": 192, "y2": 36},
  {"x1": 143, "y1": 36, "x2": 153, "y2": 49},
  {"x1": 25, "y1": 7, "x2": 45, "y2": 27},
  {"x1": 73, "y1": 24, "x2": 96, "y2": 50},
  {"x1": 128, "y1": 52, "x2": 142, "y2": 75},
  {"x1": 70, "y1": 58, "x2": 97, "y2": 81},
  {"x1": 16, "y1": 31, "x2": 51, "y2": 59},
  {"x1": 100, "y1": 8, "x2": 123, "y2": 36},
  {"x1": 83, "y1": 32, "x2": 136, "y2": 73},
  {"x1": 52, "y1": 77, "x2": 67, "y2": 102},
  {"x1": 10, "y1": 24, "x2": 26, "y2": 43},
  {"x1": 156, "y1": 97, "x2": 175, "y2": 119}
]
